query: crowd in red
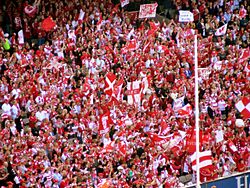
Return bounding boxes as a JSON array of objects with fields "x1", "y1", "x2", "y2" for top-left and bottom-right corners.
[{"x1": 0, "y1": 0, "x2": 249, "y2": 187}]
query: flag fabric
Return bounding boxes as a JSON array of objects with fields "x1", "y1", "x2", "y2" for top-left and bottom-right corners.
[
  {"x1": 147, "y1": 132, "x2": 168, "y2": 145},
  {"x1": 127, "y1": 80, "x2": 141, "y2": 106},
  {"x1": 177, "y1": 104, "x2": 193, "y2": 117},
  {"x1": 213, "y1": 60, "x2": 222, "y2": 70},
  {"x1": 235, "y1": 97, "x2": 250, "y2": 119},
  {"x1": 198, "y1": 68, "x2": 211, "y2": 80},
  {"x1": 101, "y1": 141, "x2": 115, "y2": 153},
  {"x1": 78, "y1": 9, "x2": 85, "y2": 23},
  {"x1": 97, "y1": 179, "x2": 112, "y2": 188},
  {"x1": 112, "y1": 79, "x2": 123, "y2": 102},
  {"x1": 121, "y1": 0, "x2": 129, "y2": 8},
  {"x1": 24, "y1": 5, "x2": 37, "y2": 17},
  {"x1": 117, "y1": 141, "x2": 127, "y2": 156},
  {"x1": 159, "y1": 120, "x2": 170, "y2": 135},
  {"x1": 99, "y1": 112, "x2": 114, "y2": 134},
  {"x1": 104, "y1": 72, "x2": 116, "y2": 96},
  {"x1": 173, "y1": 96, "x2": 185, "y2": 111},
  {"x1": 227, "y1": 140, "x2": 237, "y2": 153},
  {"x1": 41, "y1": 17, "x2": 56, "y2": 32},
  {"x1": 190, "y1": 151, "x2": 213, "y2": 171},
  {"x1": 239, "y1": 48, "x2": 250, "y2": 63},
  {"x1": 186, "y1": 128, "x2": 202, "y2": 154},
  {"x1": 18, "y1": 30, "x2": 24, "y2": 45},
  {"x1": 122, "y1": 39, "x2": 138, "y2": 53},
  {"x1": 138, "y1": 3, "x2": 158, "y2": 19},
  {"x1": 215, "y1": 24, "x2": 227, "y2": 36}
]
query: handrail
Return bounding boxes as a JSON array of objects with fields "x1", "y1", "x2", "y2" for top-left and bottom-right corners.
[{"x1": 185, "y1": 169, "x2": 250, "y2": 188}]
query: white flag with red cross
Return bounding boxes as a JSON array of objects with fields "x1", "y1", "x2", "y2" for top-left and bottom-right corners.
[
  {"x1": 215, "y1": 24, "x2": 227, "y2": 36},
  {"x1": 139, "y1": 3, "x2": 158, "y2": 19},
  {"x1": 127, "y1": 80, "x2": 141, "y2": 106},
  {"x1": 235, "y1": 97, "x2": 250, "y2": 119},
  {"x1": 120, "y1": 0, "x2": 129, "y2": 8},
  {"x1": 191, "y1": 150, "x2": 213, "y2": 171},
  {"x1": 104, "y1": 72, "x2": 116, "y2": 96}
]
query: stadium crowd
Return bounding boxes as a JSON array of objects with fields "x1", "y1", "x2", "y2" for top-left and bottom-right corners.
[{"x1": 0, "y1": 0, "x2": 249, "y2": 187}]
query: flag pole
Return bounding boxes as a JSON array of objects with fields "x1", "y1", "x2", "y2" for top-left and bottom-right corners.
[{"x1": 194, "y1": 34, "x2": 200, "y2": 188}]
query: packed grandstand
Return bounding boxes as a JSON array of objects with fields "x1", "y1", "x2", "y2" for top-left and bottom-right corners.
[{"x1": 0, "y1": 0, "x2": 249, "y2": 187}]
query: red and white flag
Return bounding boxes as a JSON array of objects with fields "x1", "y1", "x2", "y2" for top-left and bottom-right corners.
[
  {"x1": 98, "y1": 179, "x2": 112, "y2": 188},
  {"x1": 101, "y1": 141, "x2": 115, "y2": 153},
  {"x1": 104, "y1": 72, "x2": 116, "y2": 96},
  {"x1": 139, "y1": 3, "x2": 158, "y2": 19},
  {"x1": 173, "y1": 96, "x2": 185, "y2": 111},
  {"x1": 159, "y1": 120, "x2": 170, "y2": 135},
  {"x1": 99, "y1": 112, "x2": 114, "y2": 134},
  {"x1": 235, "y1": 97, "x2": 250, "y2": 119},
  {"x1": 117, "y1": 141, "x2": 127, "y2": 156},
  {"x1": 239, "y1": 48, "x2": 250, "y2": 63},
  {"x1": 121, "y1": 0, "x2": 129, "y2": 8},
  {"x1": 127, "y1": 80, "x2": 141, "y2": 106},
  {"x1": 227, "y1": 140, "x2": 237, "y2": 153},
  {"x1": 215, "y1": 24, "x2": 227, "y2": 36},
  {"x1": 177, "y1": 104, "x2": 193, "y2": 117},
  {"x1": 147, "y1": 132, "x2": 168, "y2": 145},
  {"x1": 122, "y1": 39, "x2": 138, "y2": 53},
  {"x1": 78, "y1": 9, "x2": 85, "y2": 23},
  {"x1": 112, "y1": 79, "x2": 123, "y2": 103},
  {"x1": 191, "y1": 150, "x2": 213, "y2": 171},
  {"x1": 186, "y1": 128, "x2": 202, "y2": 154},
  {"x1": 213, "y1": 60, "x2": 223, "y2": 70},
  {"x1": 18, "y1": 30, "x2": 24, "y2": 45}
]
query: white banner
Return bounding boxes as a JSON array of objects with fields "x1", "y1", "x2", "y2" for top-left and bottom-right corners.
[
  {"x1": 139, "y1": 3, "x2": 158, "y2": 19},
  {"x1": 179, "y1": 10, "x2": 194, "y2": 22},
  {"x1": 18, "y1": 30, "x2": 24, "y2": 45},
  {"x1": 120, "y1": 0, "x2": 129, "y2": 8}
]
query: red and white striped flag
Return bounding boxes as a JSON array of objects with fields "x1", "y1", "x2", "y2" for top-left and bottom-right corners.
[
  {"x1": 191, "y1": 150, "x2": 213, "y2": 171},
  {"x1": 235, "y1": 97, "x2": 250, "y2": 119},
  {"x1": 215, "y1": 24, "x2": 227, "y2": 36},
  {"x1": 104, "y1": 72, "x2": 116, "y2": 96}
]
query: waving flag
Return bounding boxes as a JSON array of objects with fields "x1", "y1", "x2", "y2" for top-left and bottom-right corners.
[
  {"x1": 177, "y1": 104, "x2": 193, "y2": 117},
  {"x1": 191, "y1": 150, "x2": 213, "y2": 171},
  {"x1": 127, "y1": 80, "x2": 141, "y2": 106},
  {"x1": 41, "y1": 17, "x2": 56, "y2": 32},
  {"x1": 104, "y1": 72, "x2": 116, "y2": 96},
  {"x1": 235, "y1": 97, "x2": 250, "y2": 119},
  {"x1": 99, "y1": 112, "x2": 114, "y2": 134},
  {"x1": 121, "y1": 0, "x2": 129, "y2": 7},
  {"x1": 215, "y1": 24, "x2": 227, "y2": 36},
  {"x1": 112, "y1": 79, "x2": 123, "y2": 102},
  {"x1": 139, "y1": 3, "x2": 158, "y2": 19},
  {"x1": 18, "y1": 30, "x2": 24, "y2": 45}
]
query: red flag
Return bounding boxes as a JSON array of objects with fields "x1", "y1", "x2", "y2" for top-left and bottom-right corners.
[
  {"x1": 117, "y1": 141, "x2": 127, "y2": 156},
  {"x1": 227, "y1": 140, "x2": 237, "y2": 153},
  {"x1": 41, "y1": 17, "x2": 56, "y2": 32},
  {"x1": 112, "y1": 79, "x2": 123, "y2": 102},
  {"x1": 99, "y1": 112, "x2": 114, "y2": 134},
  {"x1": 235, "y1": 97, "x2": 250, "y2": 119},
  {"x1": 186, "y1": 128, "x2": 202, "y2": 154},
  {"x1": 159, "y1": 120, "x2": 170, "y2": 135},
  {"x1": 104, "y1": 72, "x2": 116, "y2": 96},
  {"x1": 177, "y1": 104, "x2": 193, "y2": 117},
  {"x1": 147, "y1": 132, "x2": 168, "y2": 145},
  {"x1": 101, "y1": 141, "x2": 115, "y2": 153}
]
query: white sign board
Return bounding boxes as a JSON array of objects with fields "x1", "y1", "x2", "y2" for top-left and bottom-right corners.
[{"x1": 179, "y1": 10, "x2": 194, "y2": 22}]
